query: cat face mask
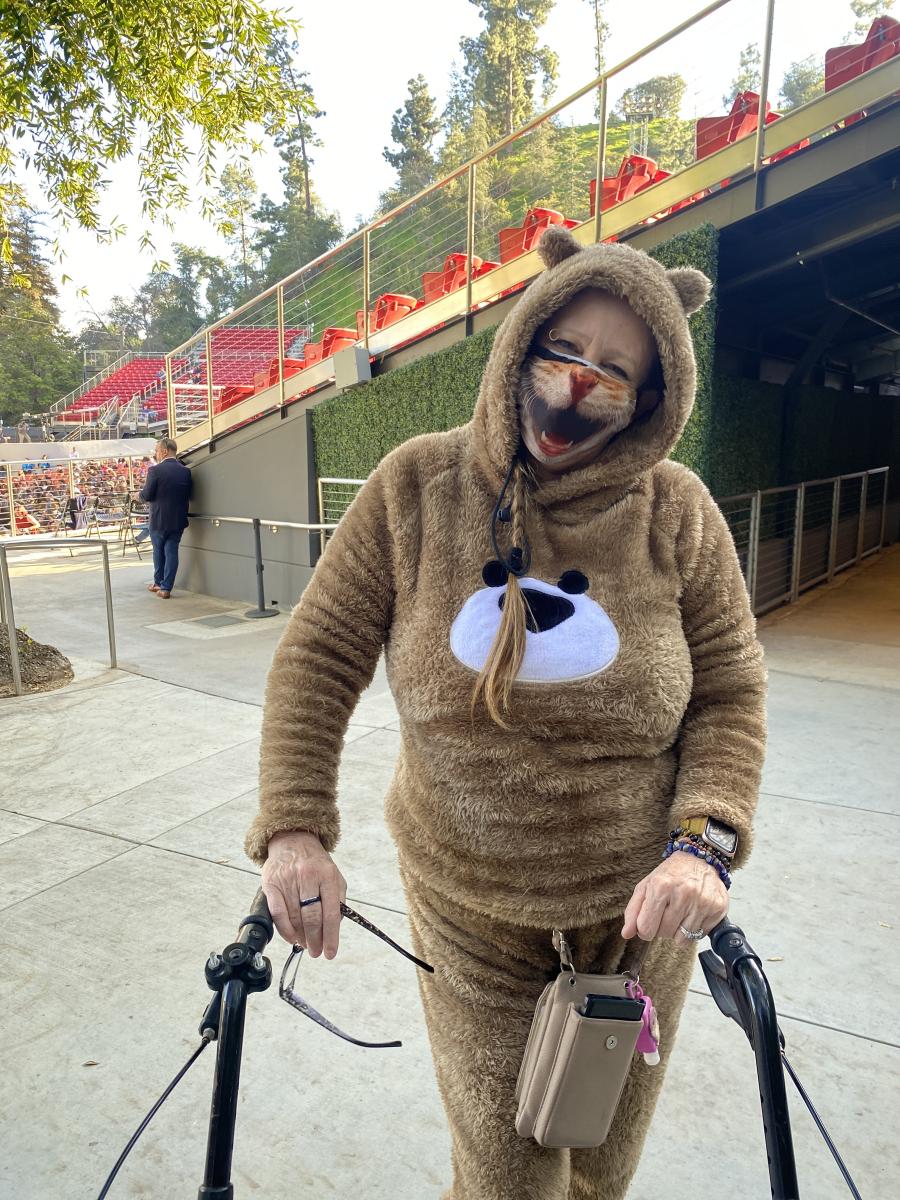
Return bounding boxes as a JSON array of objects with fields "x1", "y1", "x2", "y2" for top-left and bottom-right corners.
[{"x1": 520, "y1": 339, "x2": 639, "y2": 469}]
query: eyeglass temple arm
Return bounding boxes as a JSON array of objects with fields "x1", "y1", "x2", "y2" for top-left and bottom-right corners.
[{"x1": 340, "y1": 903, "x2": 434, "y2": 974}]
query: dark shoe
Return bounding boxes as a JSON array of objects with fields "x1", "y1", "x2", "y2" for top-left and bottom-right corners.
[{"x1": 157, "y1": 590, "x2": 171, "y2": 599}]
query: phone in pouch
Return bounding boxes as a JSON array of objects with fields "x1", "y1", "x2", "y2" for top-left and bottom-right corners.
[{"x1": 578, "y1": 994, "x2": 645, "y2": 1021}]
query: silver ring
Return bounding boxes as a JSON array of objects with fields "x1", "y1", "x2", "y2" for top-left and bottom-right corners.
[
  {"x1": 679, "y1": 925, "x2": 705, "y2": 941},
  {"x1": 299, "y1": 896, "x2": 321, "y2": 907}
]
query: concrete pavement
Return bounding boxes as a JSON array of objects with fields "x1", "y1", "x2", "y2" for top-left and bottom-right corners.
[{"x1": 1, "y1": 540, "x2": 897, "y2": 1198}]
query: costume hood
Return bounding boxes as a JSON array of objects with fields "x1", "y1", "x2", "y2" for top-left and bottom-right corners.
[{"x1": 470, "y1": 226, "x2": 712, "y2": 515}]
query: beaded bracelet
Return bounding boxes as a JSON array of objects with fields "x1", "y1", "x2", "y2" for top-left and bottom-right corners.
[
  {"x1": 669, "y1": 827, "x2": 734, "y2": 869},
  {"x1": 662, "y1": 838, "x2": 733, "y2": 890}
]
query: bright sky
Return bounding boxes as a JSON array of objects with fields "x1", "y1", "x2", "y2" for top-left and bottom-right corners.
[{"x1": 27, "y1": 0, "x2": 884, "y2": 331}]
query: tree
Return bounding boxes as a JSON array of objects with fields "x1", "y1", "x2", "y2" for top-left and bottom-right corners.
[
  {"x1": 383, "y1": 76, "x2": 442, "y2": 201},
  {"x1": 779, "y1": 58, "x2": 825, "y2": 110},
  {"x1": 585, "y1": 0, "x2": 611, "y2": 80},
  {"x1": 0, "y1": 208, "x2": 80, "y2": 422},
  {"x1": 96, "y1": 245, "x2": 238, "y2": 353},
  {"x1": 849, "y1": 1, "x2": 884, "y2": 38},
  {"x1": 724, "y1": 43, "x2": 762, "y2": 107},
  {"x1": 0, "y1": 0, "x2": 309, "y2": 263},
  {"x1": 264, "y1": 33, "x2": 325, "y2": 221},
  {"x1": 213, "y1": 164, "x2": 259, "y2": 296},
  {"x1": 616, "y1": 75, "x2": 687, "y2": 120},
  {"x1": 454, "y1": 1, "x2": 559, "y2": 143}
]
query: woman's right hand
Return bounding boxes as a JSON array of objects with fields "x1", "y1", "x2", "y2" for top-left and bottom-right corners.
[{"x1": 261, "y1": 830, "x2": 347, "y2": 958}]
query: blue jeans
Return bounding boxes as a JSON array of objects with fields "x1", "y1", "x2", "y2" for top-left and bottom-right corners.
[{"x1": 150, "y1": 530, "x2": 183, "y2": 593}]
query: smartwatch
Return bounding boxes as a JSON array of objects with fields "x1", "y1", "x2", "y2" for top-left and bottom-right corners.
[{"x1": 680, "y1": 815, "x2": 738, "y2": 860}]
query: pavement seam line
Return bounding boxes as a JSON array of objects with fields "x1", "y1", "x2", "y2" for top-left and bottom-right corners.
[
  {"x1": 55, "y1": 735, "x2": 262, "y2": 821},
  {"x1": 0, "y1": 840, "x2": 137, "y2": 914},
  {"x1": 688, "y1": 987, "x2": 899, "y2": 1050}
]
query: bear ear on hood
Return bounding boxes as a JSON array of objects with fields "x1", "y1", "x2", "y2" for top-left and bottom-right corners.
[
  {"x1": 667, "y1": 267, "x2": 712, "y2": 316},
  {"x1": 537, "y1": 225, "x2": 581, "y2": 270}
]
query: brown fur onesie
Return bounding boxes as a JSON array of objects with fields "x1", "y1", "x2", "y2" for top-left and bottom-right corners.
[{"x1": 246, "y1": 226, "x2": 767, "y2": 1199}]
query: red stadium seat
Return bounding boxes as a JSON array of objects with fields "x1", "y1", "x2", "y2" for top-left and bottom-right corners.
[
  {"x1": 825, "y1": 16, "x2": 900, "y2": 125},
  {"x1": 497, "y1": 209, "x2": 580, "y2": 265},
  {"x1": 356, "y1": 292, "x2": 421, "y2": 338},
  {"x1": 696, "y1": 92, "x2": 809, "y2": 172},
  {"x1": 589, "y1": 155, "x2": 670, "y2": 217},
  {"x1": 302, "y1": 327, "x2": 357, "y2": 366}
]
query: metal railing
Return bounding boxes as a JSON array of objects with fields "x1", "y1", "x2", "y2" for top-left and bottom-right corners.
[
  {"x1": 321, "y1": 468, "x2": 891, "y2": 617},
  {"x1": 161, "y1": 0, "x2": 900, "y2": 454},
  {"x1": 718, "y1": 467, "x2": 889, "y2": 614},
  {"x1": 49, "y1": 351, "x2": 160, "y2": 419},
  {"x1": 0, "y1": 537, "x2": 117, "y2": 696},
  {"x1": 188, "y1": 514, "x2": 339, "y2": 618},
  {"x1": 1, "y1": 454, "x2": 153, "y2": 539}
]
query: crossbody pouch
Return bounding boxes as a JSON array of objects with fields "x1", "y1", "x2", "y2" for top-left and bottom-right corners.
[{"x1": 514, "y1": 930, "x2": 648, "y2": 1149}]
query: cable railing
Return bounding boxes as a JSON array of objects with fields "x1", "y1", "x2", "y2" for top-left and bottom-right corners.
[
  {"x1": 161, "y1": 0, "x2": 900, "y2": 455},
  {"x1": 321, "y1": 468, "x2": 891, "y2": 617}
]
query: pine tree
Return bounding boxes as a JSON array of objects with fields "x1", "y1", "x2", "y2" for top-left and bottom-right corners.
[
  {"x1": 724, "y1": 43, "x2": 762, "y2": 108},
  {"x1": 0, "y1": 208, "x2": 80, "y2": 422},
  {"x1": 213, "y1": 165, "x2": 259, "y2": 297},
  {"x1": 849, "y1": 1, "x2": 884, "y2": 38},
  {"x1": 779, "y1": 58, "x2": 825, "y2": 110},
  {"x1": 383, "y1": 76, "x2": 442, "y2": 201},
  {"x1": 455, "y1": 1, "x2": 559, "y2": 143}
]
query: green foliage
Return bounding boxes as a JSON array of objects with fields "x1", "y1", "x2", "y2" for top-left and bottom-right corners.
[
  {"x1": 615, "y1": 75, "x2": 686, "y2": 120},
  {"x1": 724, "y1": 43, "x2": 761, "y2": 107},
  {"x1": 213, "y1": 164, "x2": 260, "y2": 296},
  {"x1": 312, "y1": 224, "x2": 720, "y2": 482},
  {"x1": 0, "y1": 210, "x2": 81, "y2": 421},
  {"x1": 850, "y1": 1, "x2": 885, "y2": 38},
  {"x1": 312, "y1": 326, "x2": 498, "y2": 478},
  {"x1": 100, "y1": 244, "x2": 238, "y2": 352},
  {"x1": 0, "y1": 0, "x2": 305, "y2": 258},
  {"x1": 584, "y1": 0, "x2": 611, "y2": 79},
  {"x1": 450, "y1": 1, "x2": 558, "y2": 146},
  {"x1": 779, "y1": 58, "x2": 825, "y2": 111},
  {"x1": 382, "y1": 76, "x2": 442, "y2": 205}
]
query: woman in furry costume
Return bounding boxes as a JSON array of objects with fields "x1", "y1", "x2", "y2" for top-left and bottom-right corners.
[{"x1": 245, "y1": 226, "x2": 767, "y2": 1199}]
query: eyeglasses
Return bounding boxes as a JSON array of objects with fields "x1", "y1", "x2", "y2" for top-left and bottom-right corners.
[{"x1": 279, "y1": 902, "x2": 434, "y2": 1049}]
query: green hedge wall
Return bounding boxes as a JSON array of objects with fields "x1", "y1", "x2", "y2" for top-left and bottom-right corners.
[
  {"x1": 706, "y1": 375, "x2": 900, "y2": 498},
  {"x1": 312, "y1": 224, "x2": 719, "y2": 481}
]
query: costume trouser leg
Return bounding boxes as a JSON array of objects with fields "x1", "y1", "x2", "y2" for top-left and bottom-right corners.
[{"x1": 401, "y1": 871, "x2": 696, "y2": 1200}]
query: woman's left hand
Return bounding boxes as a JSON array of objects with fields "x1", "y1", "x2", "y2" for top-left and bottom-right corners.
[{"x1": 621, "y1": 852, "x2": 728, "y2": 947}]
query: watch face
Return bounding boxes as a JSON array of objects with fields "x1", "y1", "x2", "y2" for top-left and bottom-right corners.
[{"x1": 707, "y1": 819, "x2": 737, "y2": 856}]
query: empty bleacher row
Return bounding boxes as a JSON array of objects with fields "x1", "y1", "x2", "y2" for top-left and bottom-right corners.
[{"x1": 55, "y1": 16, "x2": 900, "y2": 435}]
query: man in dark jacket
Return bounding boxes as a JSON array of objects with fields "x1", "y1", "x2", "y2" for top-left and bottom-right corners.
[{"x1": 140, "y1": 437, "x2": 192, "y2": 598}]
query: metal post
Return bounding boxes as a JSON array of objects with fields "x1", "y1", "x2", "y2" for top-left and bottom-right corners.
[
  {"x1": 753, "y1": 0, "x2": 777, "y2": 195},
  {"x1": 165, "y1": 354, "x2": 176, "y2": 439},
  {"x1": 205, "y1": 330, "x2": 215, "y2": 435},
  {"x1": 878, "y1": 469, "x2": 889, "y2": 550},
  {"x1": 244, "y1": 518, "x2": 278, "y2": 620},
  {"x1": 0, "y1": 546, "x2": 23, "y2": 696},
  {"x1": 362, "y1": 229, "x2": 371, "y2": 351},
  {"x1": 276, "y1": 284, "x2": 286, "y2": 407},
  {"x1": 4, "y1": 464, "x2": 14, "y2": 532},
  {"x1": 747, "y1": 491, "x2": 761, "y2": 613},
  {"x1": 855, "y1": 472, "x2": 869, "y2": 562},
  {"x1": 100, "y1": 541, "x2": 118, "y2": 670},
  {"x1": 127, "y1": 456, "x2": 134, "y2": 493},
  {"x1": 827, "y1": 477, "x2": 841, "y2": 581},
  {"x1": 593, "y1": 76, "x2": 609, "y2": 244},
  {"x1": 317, "y1": 478, "x2": 327, "y2": 560},
  {"x1": 790, "y1": 483, "x2": 805, "y2": 603},
  {"x1": 465, "y1": 164, "x2": 477, "y2": 319}
]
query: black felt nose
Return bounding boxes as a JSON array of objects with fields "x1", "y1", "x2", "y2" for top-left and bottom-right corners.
[{"x1": 499, "y1": 588, "x2": 575, "y2": 633}]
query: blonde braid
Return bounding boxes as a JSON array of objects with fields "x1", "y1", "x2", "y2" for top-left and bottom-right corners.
[{"x1": 471, "y1": 461, "x2": 533, "y2": 729}]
